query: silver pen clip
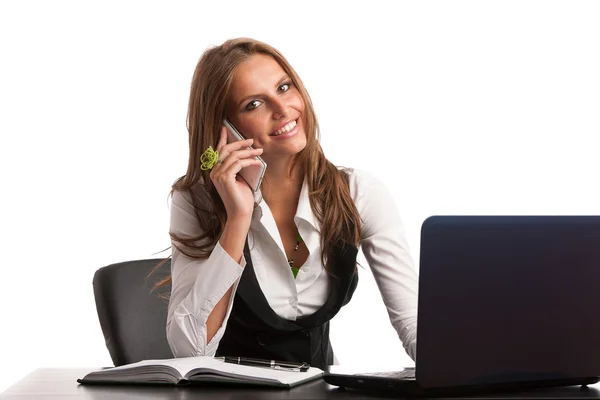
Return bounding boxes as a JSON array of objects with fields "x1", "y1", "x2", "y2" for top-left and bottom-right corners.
[
  {"x1": 273, "y1": 362, "x2": 310, "y2": 372},
  {"x1": 274, "y1": 365, "x2": 302, "y2": 372}
]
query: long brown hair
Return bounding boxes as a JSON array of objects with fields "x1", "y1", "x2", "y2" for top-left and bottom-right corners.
[{"x1": 151, "y1": 38, "x2": 361, "y2": 290}]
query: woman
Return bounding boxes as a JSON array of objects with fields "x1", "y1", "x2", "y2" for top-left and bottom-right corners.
[{"x1": 164, "y1": 37, "x2": 418, "y2": 369}]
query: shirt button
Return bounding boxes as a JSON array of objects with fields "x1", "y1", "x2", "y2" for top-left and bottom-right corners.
[
  {"x1": 256, "y1": 333, "x2": 271, "y2": 346},
  {"x1": 289, "y1": 298, "x2": 297, "y2": 306}
]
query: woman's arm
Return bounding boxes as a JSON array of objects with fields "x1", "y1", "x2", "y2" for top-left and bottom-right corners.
[
  {"x1": 166, "y1": 188, "x2": 250, "y2": 358},
  {"x1": 351, "y1": 169, "x2": 419, "y2": 360},
  {"x1": 168, "y1": 128, "x2": 261, "y2": 357},
  {"x1": 206, "y1": 215, "x2": 251, "y2": 340}
]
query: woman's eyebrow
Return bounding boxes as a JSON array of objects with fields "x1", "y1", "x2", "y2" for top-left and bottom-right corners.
[{"x1": 237, "y1": 74, "x2": 291, "y2": 108}]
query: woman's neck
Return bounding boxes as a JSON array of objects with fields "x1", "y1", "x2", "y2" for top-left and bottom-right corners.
[{"x1": 261, "y1": 160, "x2": 304, "y2": 208}]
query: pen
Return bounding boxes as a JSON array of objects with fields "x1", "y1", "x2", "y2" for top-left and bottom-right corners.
[{"x1": 215, "y1": 356, "x2": 310, "y2": 372}]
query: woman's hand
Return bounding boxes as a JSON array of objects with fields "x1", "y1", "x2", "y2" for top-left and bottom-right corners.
[{"x1": 209, "y1": 126, "x2": 264, "y2": 220}]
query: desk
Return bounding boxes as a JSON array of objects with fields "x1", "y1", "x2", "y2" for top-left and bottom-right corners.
[{"x1": 2, "y1": 368, "x2": 600, "y2": 400}]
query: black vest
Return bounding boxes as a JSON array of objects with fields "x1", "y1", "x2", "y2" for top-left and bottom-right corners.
[{"x1": 216, "y1": 240, "x2": 359, "y2": 369}]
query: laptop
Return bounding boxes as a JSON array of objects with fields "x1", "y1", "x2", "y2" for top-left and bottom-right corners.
[{"x1": 324, "y1": 216, "x2": 600, "y2": 395}]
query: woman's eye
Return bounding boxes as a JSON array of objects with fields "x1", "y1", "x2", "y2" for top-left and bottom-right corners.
[
  {"x1": 278, "y1": 82, "x2": 292, "y2": 93},
  {"x1": 245, "y1": 100, "x2": 261, "y2": 111}
]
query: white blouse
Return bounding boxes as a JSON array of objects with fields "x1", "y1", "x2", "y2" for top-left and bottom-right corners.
[{"x1": 166, "y1": 168, "x2": 418, "y2": 361}]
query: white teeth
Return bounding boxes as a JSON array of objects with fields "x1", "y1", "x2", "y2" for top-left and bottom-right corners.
[{"x1": 272, "y1": 120, "x2": 297, "y2": 136}]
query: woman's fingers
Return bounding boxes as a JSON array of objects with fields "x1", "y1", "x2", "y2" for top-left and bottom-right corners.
[
  {"x1": 215, "y1": 127, "x2": 228, "y2": 154},
  {"x1": 217, "y1": 138, "x2": 255, "y2": 162},
  {"x1": 210, "y1": 146, "x2": 262, "y2": 176},
  {"x1": 225, "y1": 148, "x2": 263, "y2": 163},
  {"x1": 217, "y1": 148, "x2": 263, "y2": 174},
  {"x1": 229, "y1": 158, "x2": 263, "y2": 172},
  {"x1": 212, "y1": 158, "x2": 263, "y2": 183},
  {"x1": 215, "y1": 147, "x2": 262, "y2": 170}
]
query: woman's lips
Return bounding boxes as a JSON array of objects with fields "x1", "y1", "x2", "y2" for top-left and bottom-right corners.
[{"x1": 270, "y1": 119, "x2": 299, "y2": 139}]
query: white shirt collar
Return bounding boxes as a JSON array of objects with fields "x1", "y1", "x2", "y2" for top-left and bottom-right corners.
[{"x1": 294, "y1": 179, "x2": 320, "y2": 233}]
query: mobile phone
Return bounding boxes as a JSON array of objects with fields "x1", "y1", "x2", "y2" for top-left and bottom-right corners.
[{"x1": 223, "y1": 118, "x2": 267, "y2": 192}]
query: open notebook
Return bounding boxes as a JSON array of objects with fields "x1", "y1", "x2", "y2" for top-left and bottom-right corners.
[{"x1": 77, "y1": 356, "x2": 323, "y2": 388}]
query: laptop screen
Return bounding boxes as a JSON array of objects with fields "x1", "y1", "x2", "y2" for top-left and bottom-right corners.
[{"x1": 416, "y1": 216, "x2": 600, "y2": 388}]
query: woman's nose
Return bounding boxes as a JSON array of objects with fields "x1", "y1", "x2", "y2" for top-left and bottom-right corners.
[{"x1": 271, "y1": 98, "x2": 289, "y2": 119}]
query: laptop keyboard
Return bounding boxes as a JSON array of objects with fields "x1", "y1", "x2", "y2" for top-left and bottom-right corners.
[{"x1": 362, "y1": 369, "x2": 416, "y2": 379}]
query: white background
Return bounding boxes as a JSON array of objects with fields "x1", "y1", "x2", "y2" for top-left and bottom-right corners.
[{"x1": 1, "y1": 0, "x2": 599, "y2": 392}]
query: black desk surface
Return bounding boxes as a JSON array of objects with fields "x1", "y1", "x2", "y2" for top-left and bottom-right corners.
[{"x1": 2, "y1": 368, "x2": 600, "y2": 400}]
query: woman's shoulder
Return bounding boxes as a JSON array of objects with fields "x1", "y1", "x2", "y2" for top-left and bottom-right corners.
[
  {"x1": 339, "y1": 166, "x2": 377, "y2": 181},
  {"x1": 339, "y1": 167, "x2": 405, "y2": 236},
  {"x1": 339, "y1": 167, "x2": 386, "y2": 200},
  {"x1": 170, "y1": 178, "x2": 213, "y2": 212}
]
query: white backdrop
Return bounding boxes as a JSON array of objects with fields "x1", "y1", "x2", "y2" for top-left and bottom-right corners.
[{"x1": 1, "y1": 0, "x2": 599, "y2": 392}]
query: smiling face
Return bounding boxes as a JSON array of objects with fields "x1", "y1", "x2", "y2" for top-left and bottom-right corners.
[{"x1": 226, "y1": 54, "x2": 307, "y2": 164}]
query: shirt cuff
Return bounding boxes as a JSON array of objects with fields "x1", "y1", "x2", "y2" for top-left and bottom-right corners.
[{"x1": 408, "y1": 339, "x2": 417, "y2": 361}]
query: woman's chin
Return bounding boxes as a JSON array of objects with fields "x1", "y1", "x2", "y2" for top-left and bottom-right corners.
[{"x1": 265, "y1": 132, "x2": 307, "y2": 158}]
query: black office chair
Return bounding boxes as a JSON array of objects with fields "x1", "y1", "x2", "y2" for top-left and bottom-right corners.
[{"x1": 93, "y1": 258, "x2": 174, "y2": 366}]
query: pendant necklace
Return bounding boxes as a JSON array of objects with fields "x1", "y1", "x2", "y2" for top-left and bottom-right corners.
[{"x1": 288, "y1": 232, "x2": 303, "y2": 278}]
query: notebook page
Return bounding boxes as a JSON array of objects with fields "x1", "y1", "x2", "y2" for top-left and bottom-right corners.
[
  {"x1": 105, "y1": 356, "x2": 219, "y2": 378},
  {"x1": 101, "y1": 356, "x2": 322, "y2": 384}
]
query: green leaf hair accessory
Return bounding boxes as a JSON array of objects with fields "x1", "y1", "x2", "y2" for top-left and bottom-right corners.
[{"x1": 200, "y1": 146, "x2": 220, "y2": 170}]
